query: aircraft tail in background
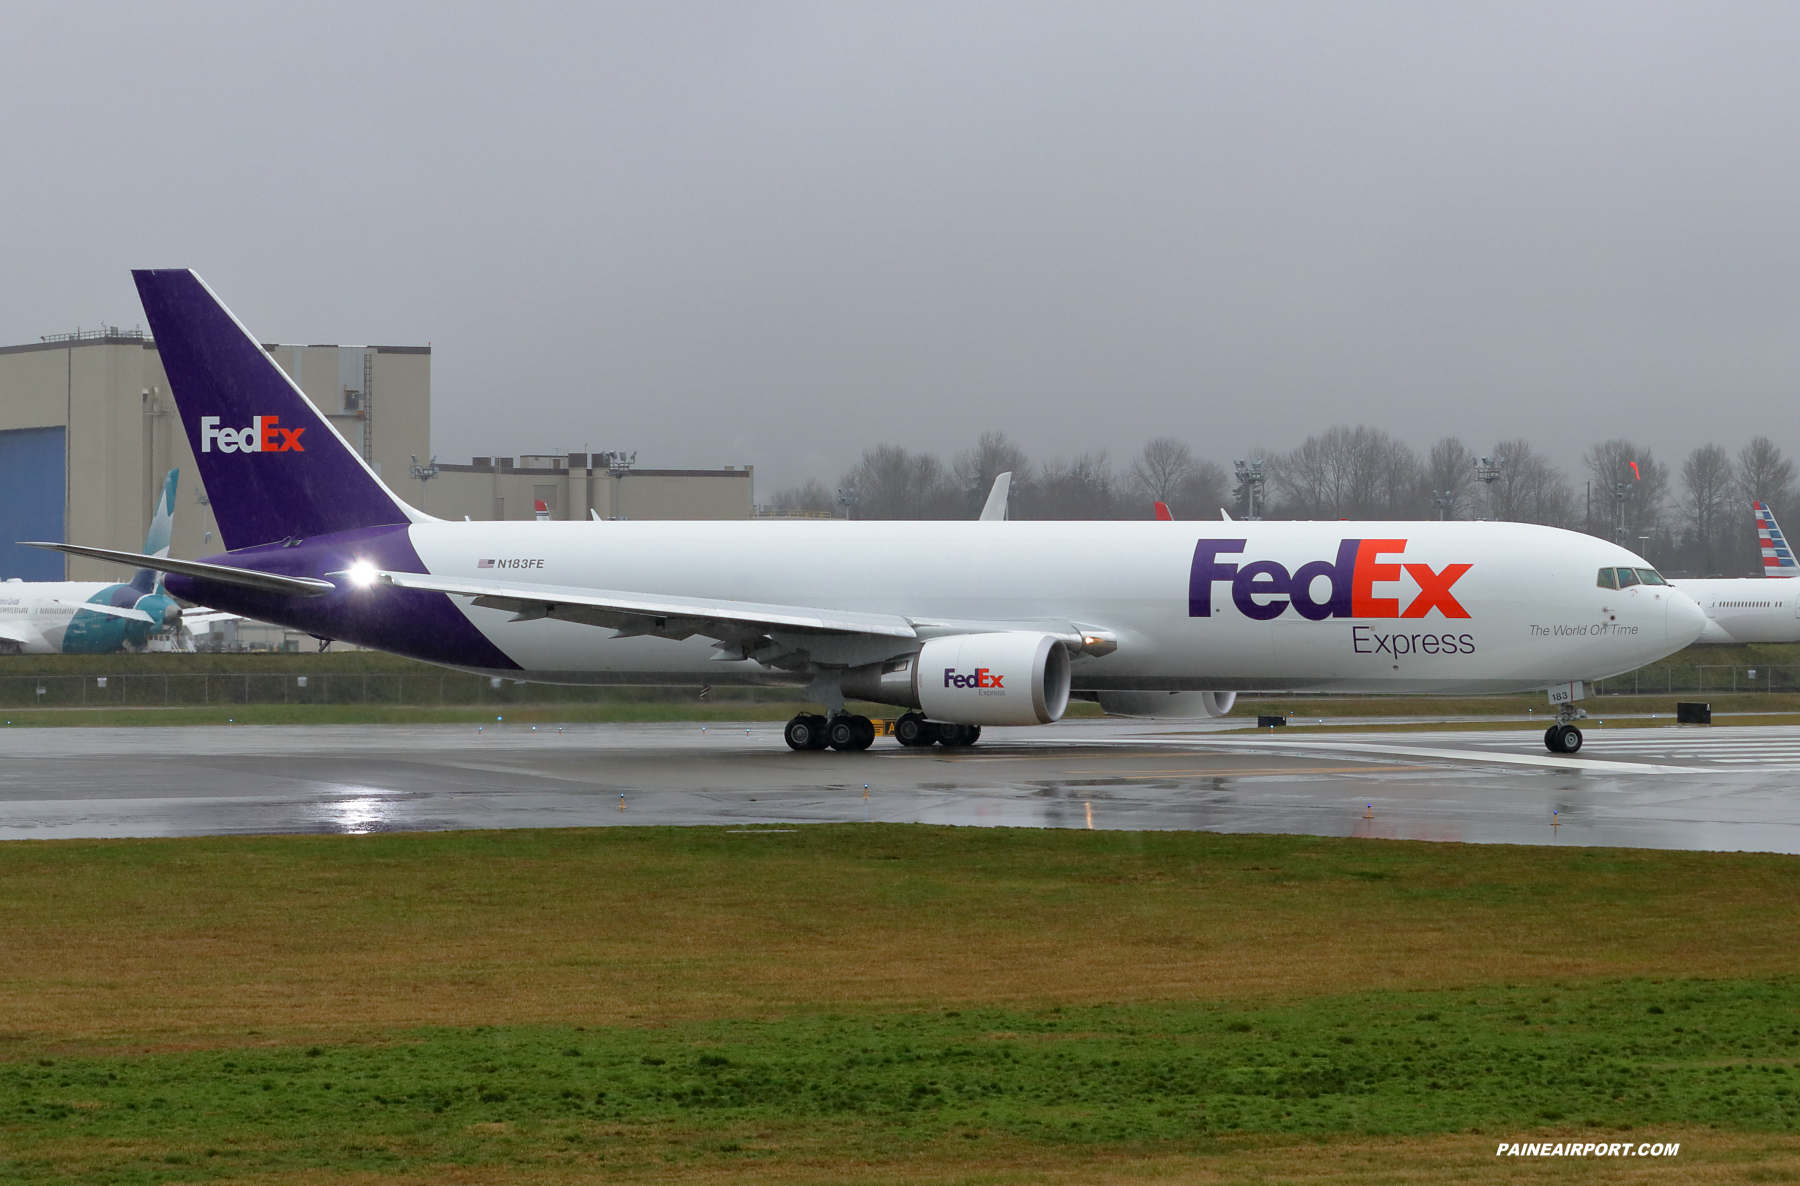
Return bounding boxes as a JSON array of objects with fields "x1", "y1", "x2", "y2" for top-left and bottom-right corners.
[
  {"x1": 1755, "y1": 501, "x2": 1798, "y2": 575},
  {"x1": 131, "y1": 269, "x2": 425, "y2": 551},
  {"x1": 129, "y1": 469, "x2": 179, "y2": 594}
]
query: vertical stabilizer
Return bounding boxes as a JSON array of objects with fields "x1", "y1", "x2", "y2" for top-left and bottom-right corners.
[
  {"x1": 144, "y1": 468, "x2": 178, "y2": 558},
  {"x1": 130, "y1": 469, "x2": 179, "y2": 593},
  {"x1": 1756, "y1": 501, "x2": 1799, "y2": 575},
  {"x1": 132, "y1": 270, "x2": 424, "y2": 550}
]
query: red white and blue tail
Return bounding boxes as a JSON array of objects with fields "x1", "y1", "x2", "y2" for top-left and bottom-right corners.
[{"x1": 1755, "y1": 501, "x2": 1798, "y2": 575}]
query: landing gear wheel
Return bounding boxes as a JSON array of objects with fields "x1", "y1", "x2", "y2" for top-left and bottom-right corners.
[
  {"x1": 937, "y1": 723, "x2": 982, "y2": 748},
  {"x1": 827, "y1": 714, "x2": 875, "y2": 751},
  {"x1": 894, "y1": 712, "x2": 935, "y2": 747},
  {"x1": 784, "y1": 714, "x2": 830, "y2": 751},
  {"x1": 1545, "y1": 724, "x2": 1583, "y2": 754}
]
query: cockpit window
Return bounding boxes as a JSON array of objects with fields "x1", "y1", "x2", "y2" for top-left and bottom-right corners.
[
  {"x1": 1635, "y1": 568, "x2": 1668, "y2": 586},
  {"x1": 1596, "y1": 568, "x2": 1618, "y2": 589},
  {"x1": 1615, "y1": 568, "x2": 1642, "y2": 588}
]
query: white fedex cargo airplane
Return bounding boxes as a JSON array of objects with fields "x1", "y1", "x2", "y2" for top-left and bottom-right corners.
[
  {"x1": 1, "y1": 470, "x2": 185, "y2": 654},
  {"x1": 34, "y1": 271, "x2": 1708, "y2": 756},
  {"x1": 1671, "y1": 502, "x2": 1800, "y2": 644}
]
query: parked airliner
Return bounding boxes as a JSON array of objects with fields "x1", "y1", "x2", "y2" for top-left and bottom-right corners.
[
  {"x1": 33, "y1": 271, "x2": 1708, "y2": 754},
  {"x1": 2, "y1": 470, "x2": 184, "y2": 654},
  {"x1": 1672, "y1": 502, "x2": 1800, "y2": 644}
]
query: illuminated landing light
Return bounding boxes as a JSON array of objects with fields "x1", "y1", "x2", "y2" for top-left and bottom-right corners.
[{"x1": 344, "y1": 561, "x2": 379, "y2": 588}]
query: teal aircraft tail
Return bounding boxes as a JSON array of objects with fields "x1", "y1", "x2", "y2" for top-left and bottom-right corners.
[{"x1": 129, "y1": 470, "x2": 179, "y2": 594}]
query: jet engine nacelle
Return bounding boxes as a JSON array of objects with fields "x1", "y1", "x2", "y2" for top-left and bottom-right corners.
[
  {"x1": 915, "y1": 632, "x2": 1071, "y2": 726},
  {"x1": 1096, "y1": 690, "x2": 1236, "y2": 718}
]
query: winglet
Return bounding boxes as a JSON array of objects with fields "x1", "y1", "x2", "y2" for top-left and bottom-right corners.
[{"x1": 979, "y1": 472, "x2": 1013, "y2": 521}]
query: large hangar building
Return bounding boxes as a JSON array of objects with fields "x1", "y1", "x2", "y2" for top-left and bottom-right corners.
[{"x1": 0, "y1": 329, "x2": 751, "y2": 581}]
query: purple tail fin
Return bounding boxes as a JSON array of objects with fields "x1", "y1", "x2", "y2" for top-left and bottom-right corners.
[{"x1": 132, "y1": 270, "x2": 420, "y2": 550}]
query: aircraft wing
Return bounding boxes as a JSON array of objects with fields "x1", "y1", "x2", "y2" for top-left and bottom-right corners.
[
  {"x1": 0, "y1": 620, "x2": 39, "y2": 646},
  {"x1": 53, "y1": 598, "x2": 154, "y2": 623},
  {"x1": 361, "y1": 570, "x2": 917, "y2": 650}
]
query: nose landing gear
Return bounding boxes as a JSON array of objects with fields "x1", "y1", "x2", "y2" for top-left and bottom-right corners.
[
  {"x1": 1544, "y1": 723, "x2": 1583, "y2": 754},
  {"x1": 1542, "y1": 703, "x2": 1586, "y2": 754}
]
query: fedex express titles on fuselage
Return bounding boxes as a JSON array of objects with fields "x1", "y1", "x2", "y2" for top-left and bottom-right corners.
[{"x1": 1192, "y1": 537, "x2": 1478, "y2": 658}]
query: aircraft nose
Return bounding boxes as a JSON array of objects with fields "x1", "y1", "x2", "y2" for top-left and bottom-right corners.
[{"x1": 1666, "y1": 586, "x2": 1708, "y2": 647}]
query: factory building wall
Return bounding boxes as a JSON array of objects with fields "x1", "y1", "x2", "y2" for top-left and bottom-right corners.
[
  {"x1": 2, "y1": 331, "x2": 753, "y2": 582},
  {"x1": 421, "y1": 460, "x2": 753, "y2": 521},
  {"x1": 0, "y1": 336, "x2": 430, "y2": 579}
]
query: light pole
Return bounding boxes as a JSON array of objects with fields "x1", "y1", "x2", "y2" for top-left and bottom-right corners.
[
  {"x1": 1472, "y1": 455, "x2": 1503, "y2": 520},
  {"x1": 600, "y1": 450, "x2": 636, "y2": 519},
  {"x1": 836, "y1": 485, "x2": 860, "y2": 521},
  {"x1": 1232, "y1": 459, "x2": 1265, "y2": 520},
  {"x1": 1612, "y1": 482, "x2": 1634, "y2": 545},
  {"x1": 409, "y1": 454, "x2": 440, "y2": 512},
  {"x1": 1431, "y1": 491, "x2": 1455, "y2": 521}
]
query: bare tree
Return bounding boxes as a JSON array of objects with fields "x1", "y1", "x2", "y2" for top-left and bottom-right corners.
[
  {"x1": 952, "y1": 431, "x2": 1031, "y2": 516},
  {"x1": 1423, "y1": 437, "x2": 1474, "y2": 520},
  {"x1": 838, "y1": 445, "x2": 960, "y2": 519},
  {"x1": 1271, "y1": 425, "x2": 1421, "y2": 519},
  {"x1": 1678, "y1": 444, "x2": 1734, "y2": 574},
  {"x1": 1737, "y1": 435, "x2": 1795, "y2": 518},
  {"x1": 1118, "y1": 437, "x2": 1228, "y2": 520},
  {"x1": 1129, "y1": 438, "x2": 1196, "y2": 504},
  {"x1": 1479, "y1": 439, "x2": 1575, "y2": 527},
  {"x1": 1017, "y1": 452, "x2": 1117, "y2": 520},
  {"x1": 1584, "y1": 438, "x2": 1668, "y2": 545},
  {"x1": 769, "y1": 478, "x2": 836, "y2": 515}
]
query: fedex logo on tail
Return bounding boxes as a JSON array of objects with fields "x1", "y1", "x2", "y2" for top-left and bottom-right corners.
[
  {"x1": 200, "y1": 416, "x2": 305, "y2": 454},
  {"x1": 1190, "y1": 539, "x2": 1471, "y2": 621}
]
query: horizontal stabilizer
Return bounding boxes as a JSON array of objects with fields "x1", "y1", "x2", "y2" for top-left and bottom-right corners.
[
  {"x1": 53, "y1": 598, "x2": 154, "y2": 624},
  {"x1": 24, "y1": 542, "x2": 336, "y2": 597}
]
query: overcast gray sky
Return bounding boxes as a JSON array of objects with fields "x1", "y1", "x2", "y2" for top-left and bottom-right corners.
[{"x1": 4, "y1": 2, "x2": 1798, "y2": 492}]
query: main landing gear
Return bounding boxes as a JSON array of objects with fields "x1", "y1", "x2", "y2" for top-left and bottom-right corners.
[
  {"x1": 895, "y1": 711, "x2": 980, "y2": 748},
  {"x1": 783, "y1": 711, "x2": 981, "y2": 752}
]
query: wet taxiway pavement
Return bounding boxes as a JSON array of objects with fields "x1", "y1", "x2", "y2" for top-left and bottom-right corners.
[{"x1": 2, "y1": 718, "x2": 1798, "y2": 852}]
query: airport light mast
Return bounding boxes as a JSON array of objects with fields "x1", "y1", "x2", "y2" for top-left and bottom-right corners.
[
  {"x1": 409, "y1": 454, "x2": 440, "y2": 512},
  {"x1": 1472, "y1": 455, "x2": 1504, "y2": 521},
  {"x1": 836, "y1": 485, "x2": 860, "y2": 521},
  {"x1": 1612, "y1": 481, "x2": 1635, "y2": 545},
  {"x1": 1431, "y1": 490, "x2": 1455, "y2": 520},
  {"x1": 599, "y1": 451, "x2": 636, "y2": 520},
  {"x1": 1232, "y1": 459, "x2": 1265, "y2": 521}
]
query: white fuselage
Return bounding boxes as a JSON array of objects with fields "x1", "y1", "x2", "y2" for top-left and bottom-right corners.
[
  {"x1": 0, "y1": 580, "x2": 117, "y2": 653},
  {"x1": 1671, "y1": 577, "x2": 1800, "y2": 645},
  {"x1": 391, "y1": 517, "x2": 1707, "y2": 694}
]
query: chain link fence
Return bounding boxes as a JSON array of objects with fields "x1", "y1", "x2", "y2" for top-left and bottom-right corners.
[{"x1": 1593, "y1": 665, "x2": 1798, "y2": 697}]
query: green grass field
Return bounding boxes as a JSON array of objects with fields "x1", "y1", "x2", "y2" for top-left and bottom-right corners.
[{"x1": 4, "y1": 825, "x2": 1800, "y2": 1182}]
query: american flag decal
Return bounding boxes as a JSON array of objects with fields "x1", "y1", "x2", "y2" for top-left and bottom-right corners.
[{"x1": 477, "y1": 559, "x2": 495, "y2": 569}]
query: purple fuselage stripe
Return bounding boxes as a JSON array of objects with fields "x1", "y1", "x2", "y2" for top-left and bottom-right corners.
[{"x1": 164, "y1": 525, "x2": 521, "y2": 670}]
